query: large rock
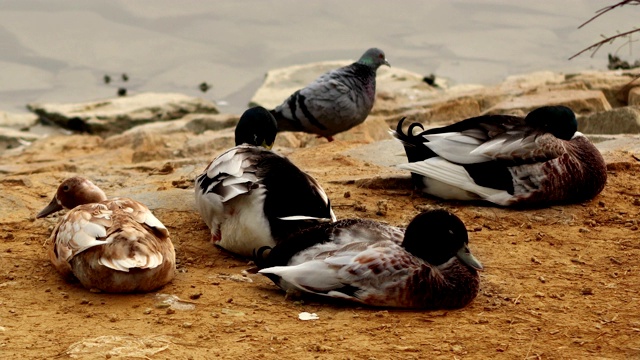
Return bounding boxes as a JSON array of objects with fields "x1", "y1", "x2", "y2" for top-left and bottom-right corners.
[
  {"x1": 26, "y1": 92, "x2": 219, "y2": 136},
  {"x1": 564, "y1": 70, "x2": 640, "y2": 107},
  {"x1": 484, "y1": 89, "x2": 611, "y2": 116},
  {"x1": 0, "y1": 127, "x2": 44, "y2": 156},
  {"x1": 0, "y1": 111, "x2": 38, "y2": 129},
  {"x1": 578, "y1": 106, "x2": 640, "y2": 134}
]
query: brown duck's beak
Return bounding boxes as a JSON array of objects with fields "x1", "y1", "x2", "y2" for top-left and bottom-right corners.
[{"x1": 36, "y1": 197, "x2": 63, "y2": 218}]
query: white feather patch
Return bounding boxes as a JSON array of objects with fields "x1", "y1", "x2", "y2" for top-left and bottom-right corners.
[{"x1": 397, "y1": 158, "x2": 509, "y2": 202}]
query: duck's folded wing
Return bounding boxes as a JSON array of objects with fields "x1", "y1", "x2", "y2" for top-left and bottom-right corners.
[
  {"x1": 397, "y1": 158, "x2": 512, "y2": 204},
  {"x1": 422, "y1": 130, "x2": 490, "y2": 164},
  {"x1": 98, "y1": 221, "x2": 167, "y2": 272},
  {"x1": 53, "y1": 204, "x2": 112, "y2": 262},
  {"x1": 109, "y1": 198, "x2": 169, "y2": 238},
  {"x1": 196, "y1": 146, "x2": 261, "y2": 203},
  {"x1": 261, "y1": 242, "x2": 421, "y2": 302},
  {"x1": 260, "y1": 259, "x2": 348, "y2": 294},
  {"x1": 471, "y1": 132, "x2": 569, "y2": 163}
]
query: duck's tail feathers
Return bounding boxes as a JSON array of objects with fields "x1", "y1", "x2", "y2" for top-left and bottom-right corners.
[
  {"x1": 389, "y1": 117, "x2": 425, "y2": 147},
  {"x1": 397, "y1": 158, "x2": 512, "y2": 205},
  {"x1": 252, "y1": 246, "x2": 272, "y2": 269},
  {"x1": 390, "y1": 118, "x2": 440, "y2": 163}
]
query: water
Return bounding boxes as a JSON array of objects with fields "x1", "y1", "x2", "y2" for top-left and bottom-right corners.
[{"x1": 0, "y1": 0, "x2": 637, "y2": 115}]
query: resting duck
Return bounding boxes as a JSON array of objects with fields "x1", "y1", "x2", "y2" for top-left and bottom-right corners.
[
  {"x1": 194, "y1": 106, "x2": 336, "y2": 258},
  {"x1": 391, "y1": 106, "x2": 607, "y2": 206},
  {"x1": 36, "y1": 177, "x2": 176, "y2": 293},
  {"x1": 257, "y1": 209, "x2": 483, "y2": 309}
]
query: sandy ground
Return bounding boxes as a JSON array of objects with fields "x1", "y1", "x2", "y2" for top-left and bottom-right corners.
[{"x1": 1, "y1": 133, "x2": 639, "y2": 359}]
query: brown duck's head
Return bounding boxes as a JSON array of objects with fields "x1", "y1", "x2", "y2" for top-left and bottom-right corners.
[{"x1": 36, "y1": 177, "x2": 108, "y2": 218}]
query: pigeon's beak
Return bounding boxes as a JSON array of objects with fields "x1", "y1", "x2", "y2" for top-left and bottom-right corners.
[{"x1": 384, "y1": 59, "x2": 391, "y2": 67}]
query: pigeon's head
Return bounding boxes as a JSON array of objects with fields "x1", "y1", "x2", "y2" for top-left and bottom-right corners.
[
  {"x1": 235, "y1": 106, "x2": 278, "y2": 149},
  {"x1": 358, "y1": 48, "x2": 390, "y2": 69}
]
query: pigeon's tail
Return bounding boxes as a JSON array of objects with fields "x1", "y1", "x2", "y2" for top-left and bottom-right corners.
[
  {"x1": 269, "y1": 108, "x2": 303, "y2": 132},
  {"x1": 391, "y1": 118, "x2": 438, "y2": 163}
]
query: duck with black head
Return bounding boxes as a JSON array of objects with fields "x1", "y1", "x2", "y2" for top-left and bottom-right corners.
[
  {"x1": 257, "y1": 209, "x2": 483, "y2": 309},
  {"x1": 392, "y1": 105, "x2": 607, "y2": 207},
  {"x1": 194, "y1": 106, "x2": 336, "y2": 258}
]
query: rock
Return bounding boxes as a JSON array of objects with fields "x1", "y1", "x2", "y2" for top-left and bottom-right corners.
[
  {"x1": 629, "y1": 87, "x2": 640, "y2": 106},
  {"x1": 385, "y1": 93, "x2": 487, "y2": 128},
  {"x1": 26, "y1": 92, "x2": 219, "y2": 136},
  {"x1": 0, "y1": 111, "x2": 38, "y2": 129},
  {"x1": 343, "y1": 139, "x2": 407, "y2": 167},
  {"x1": 598, "y1": 134, "x2": 640, "y2": 161},
  {"x1": 564, "y1": 70, "x2": 640, "y2": 108},
  {"x1": 578, "y1": 106, "x2": 640, "y2": 134},
  {"x1": 0, "y1": 127, "x2": 44, "y2": 156},
  {"x1": 485, "y1": 90, "x2": 611, "y2": 116},
  {"x1": 500, "y1": 71, "x2": 566, "y2": 90}
]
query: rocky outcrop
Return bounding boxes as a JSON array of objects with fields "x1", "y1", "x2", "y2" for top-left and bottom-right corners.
[
  {"x1": 26, "y1": 93, "x2": 219, "y2": 136},
  {"x1": 251, "y1": 64, "x2": 640, "y2": 134},
  {"x1": 578, "y1": 106, "x2": 640, "y2": 134},
  {"x1": 1, "y1": 65, "x2": 639, "y2": 161}
]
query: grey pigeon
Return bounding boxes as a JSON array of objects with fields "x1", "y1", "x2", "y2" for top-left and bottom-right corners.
[{"x1": 270, "y1": 48, "x2": 390, "y2": 142}]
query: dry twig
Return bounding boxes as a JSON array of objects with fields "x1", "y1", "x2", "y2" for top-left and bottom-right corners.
[{"x1": 570, "y1": 0, "x2": 640, "y2": 60}]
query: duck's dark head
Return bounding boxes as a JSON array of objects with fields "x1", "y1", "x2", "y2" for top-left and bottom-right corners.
[
  {"x1": 358, "y1": 48, "x2": 390, "y2": 70},
  {"x1": 235, "y1": 106, "x2": 278, "y2": 148},
  {"x1": 525, "y1": 105, "x2": 578, "y2": 140},
  {"x1": 36, "y1": 177, "x2": 108, "y2": 218},
  {"x1": 403, "y1": 209, "x2": 483, "y2": 271}
]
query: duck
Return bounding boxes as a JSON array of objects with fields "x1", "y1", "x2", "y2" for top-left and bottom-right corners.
[
  {"x1": 36, "y1": 177, "x2": 176, "y2": 293},
  {"x1": 391, "y1": 105, "x2": 607, "y2": 206},
  {"x1": 194, "y1": 106, "x2": 336, "y2": 258},
  {"x1": 270, "y1": 48, "x2": 390, "y2": 142},
  {"x1": 257, "y1": 209, "x2": 483, "y2": 309}
]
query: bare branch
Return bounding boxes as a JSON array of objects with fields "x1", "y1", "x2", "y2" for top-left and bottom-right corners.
[
  {"x1": 578, "y1": 0, "x2": 640, "y2": 29},
  {"x1": 569, "y1": 28, "x2": 640, "y2": 60}
]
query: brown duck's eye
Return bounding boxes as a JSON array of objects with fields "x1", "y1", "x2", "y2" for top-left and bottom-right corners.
[{"x1": 63, "y1": 185, "x2": 70, "y2": 192}]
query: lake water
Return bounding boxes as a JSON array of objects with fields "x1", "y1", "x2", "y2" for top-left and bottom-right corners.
[{"x1": 0, "y1": 0, "x2": 637, "y2": 114}]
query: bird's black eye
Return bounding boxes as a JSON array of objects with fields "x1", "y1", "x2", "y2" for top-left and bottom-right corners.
[{"x1": 63, "y1": 185, "x2": 70, "y2": 192}]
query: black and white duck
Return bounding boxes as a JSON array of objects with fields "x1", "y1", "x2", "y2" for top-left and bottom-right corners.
[
  {"x1": 391, "y1": 106, "x2": 607, "y2": 206},
  {"x1": 194, "y1": 106, "x2": 336, "y2": 258}
]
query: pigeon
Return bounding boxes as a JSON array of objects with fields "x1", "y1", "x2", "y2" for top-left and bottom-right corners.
[{"x1": 270, "y1": 48, "x2": 390, "y2": 142}]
